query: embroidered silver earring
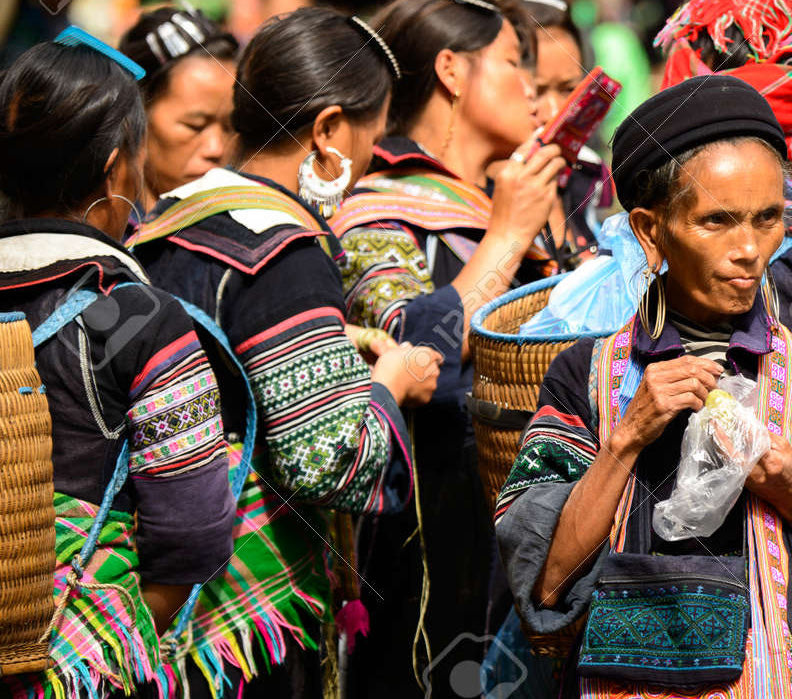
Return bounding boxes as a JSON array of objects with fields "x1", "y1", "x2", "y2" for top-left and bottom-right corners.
[{"x1": 298, "y1": 146, "x2": 352, "y2": 218}]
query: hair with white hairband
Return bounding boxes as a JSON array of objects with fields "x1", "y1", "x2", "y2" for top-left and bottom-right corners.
[
  {"x1": 526, "y1": 0, "x2": 569, "y2": 12},
  {"x1": 453, "y1": 0, "x2": 500, "y2": 13},
  {"x1": 349, "y1": 16, "x2": 402, "y2": 79}
]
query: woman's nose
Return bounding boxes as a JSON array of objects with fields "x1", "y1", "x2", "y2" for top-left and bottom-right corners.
[
  {"x1": 537, "y1": 91, "x2": 562, "y2": 126},
  {"x1": 201, "y1": 124, "x2": 228, "y2": 163},
  {"x1": 730, "y1": 224, "x2": 761, "y2": 263}
]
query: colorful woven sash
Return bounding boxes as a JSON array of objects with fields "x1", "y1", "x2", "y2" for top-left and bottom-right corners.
[
  {"x1": 583, "y1": 317, "x2": 792, "y2": 698},
  {"x1": 5, "y1": 493, "x2": 165, "y2": 699},
  {"x1": 330, "y1": 169, "x2": 557, "y2": 273},
  {"x1": 134, "y1": 186, "x2": 323, "y2": 245}
]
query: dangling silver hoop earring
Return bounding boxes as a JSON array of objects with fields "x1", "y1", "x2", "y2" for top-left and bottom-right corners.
[
  {"x1": 298, "y1": 146, "x2": 352, "y2": 219},
  {"x1": 82, "y1": 196, "x2": 109, "y2": 222},
  {"x1": 762, "y1": 270, "x2": 780, "y2": 322},
  {"x1": 638, "y1": 266, "x2": 666, "y2": 341},
  {"x1": 82, "y1": 194, "x2": 142, "y2": 228}
]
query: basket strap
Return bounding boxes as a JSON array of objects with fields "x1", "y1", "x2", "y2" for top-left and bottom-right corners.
[
  {"x1": 465, "y1": 393, "x2": 533, "y2": 430},
  {"x1": 31, "y1": 290, "x2": 98, "y2": 348}
]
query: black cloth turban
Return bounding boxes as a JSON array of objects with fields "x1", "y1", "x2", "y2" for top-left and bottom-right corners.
[{"x1": 611, "y1": 75, "x2": 787, "y2": 209}]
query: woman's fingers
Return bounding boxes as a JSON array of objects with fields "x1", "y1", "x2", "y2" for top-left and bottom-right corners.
[{"x1": 521, "y1": 144, "x2": 562, "y2": 176}]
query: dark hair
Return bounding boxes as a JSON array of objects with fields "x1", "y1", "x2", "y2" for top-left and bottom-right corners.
[
  {"x1": 0, "y1": 42, "x2": 146, "y2": 218},
  {"x1": 521, "y1": 1, "x2": 583, "y2": 54},
  {"x1": 372, "y1": 0, "x2": 505, "y2": 135},
  {"x1": 689, "y1": 25, "x2": 752, "y2": 72},
  {"x1": 232, "y1": 7, "x2": 393, "y2": 153},
  {"x1": 627, "y1": 136, "x2": 789, "y2": 230},
  {"x1": 119, "y1": 7, "x2": 238, "y2": 105}
]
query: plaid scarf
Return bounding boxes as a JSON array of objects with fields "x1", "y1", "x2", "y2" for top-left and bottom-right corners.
[
  {"x1": 4, "y1": 493, "x2": 166, "y2": 699},
  {"x1": 159, "y1": 457, "x2": 331, "y2": 698}
]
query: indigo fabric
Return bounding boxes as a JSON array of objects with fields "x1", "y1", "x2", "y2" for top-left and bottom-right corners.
[{"x1": 578, "y1": 552, "x2": 750, "y2": 690}]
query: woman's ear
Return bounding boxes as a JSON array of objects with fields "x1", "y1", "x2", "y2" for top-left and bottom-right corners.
[
  {"x1": 434, "y1": 48, "x2": 466, "y2": 98},
  {"x1": 311, "y1": 105, "x2": 344, "y2": 158},
  {"x1": 629, "y1": 207, "x2": 665, "y2": 271}
]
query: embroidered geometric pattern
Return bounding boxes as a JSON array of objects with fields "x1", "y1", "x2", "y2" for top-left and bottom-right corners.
[
  {"x1": 338, "y1": 225, "x2": 435, "y2": 337},
  {"x1": 240, "y1": 310, "x2": 394, "y2": 514},
  {"x1": 127, "y1": 334, "x2": 225, "y2": 477},
  {"x1": 495, "y1": 403, "x2": 597, "y2": 523},
  {"x1": 582, "y1": 583, "x2": 749, "y2": 671}
]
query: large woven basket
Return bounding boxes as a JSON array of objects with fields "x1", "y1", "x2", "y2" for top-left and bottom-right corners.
[
  {"x1": 469, "y1": 275, "x2": 608, "y2": 514},
  {"x1": 0, "y1": 312, "x2": 55, "y2": 676}
]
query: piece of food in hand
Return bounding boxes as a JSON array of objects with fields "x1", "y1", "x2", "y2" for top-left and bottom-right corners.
[{"x1": 705, "y1": 389, "x2": 738, "y2": 428}]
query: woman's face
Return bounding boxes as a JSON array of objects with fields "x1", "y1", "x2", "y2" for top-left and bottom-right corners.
[
  {"x1": 145, "y1": 55, "x2": 236, "y2": 197},
  {"x1": 535, "y1": 27, "x2": 584, "y2": 128},
  {"x1": 658, "y1": 140, "x2": 785, "y2": 326},
  {"x1": 458, "y1": 20, "x2": 538, "y2": 158}
]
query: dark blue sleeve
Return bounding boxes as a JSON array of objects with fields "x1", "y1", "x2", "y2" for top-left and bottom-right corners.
[{"x1": 400, "y1": 283, "x2": 464, "y2": 406}]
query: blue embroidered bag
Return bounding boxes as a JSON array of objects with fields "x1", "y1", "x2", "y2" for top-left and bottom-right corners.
[{"x1": 578, "y1": 544, "x2": 750, "y2": 689}]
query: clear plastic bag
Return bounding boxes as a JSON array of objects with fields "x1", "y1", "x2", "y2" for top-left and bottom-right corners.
[{"x1": 652, "y1": 375, "x2": 771, "y2": 542}]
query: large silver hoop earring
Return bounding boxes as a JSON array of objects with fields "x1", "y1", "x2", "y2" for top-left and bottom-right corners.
[
  {"x1": 638, "y1": 267, "x2": 666, "y2": 341},
  {"x1": 82, "y1": 194, "x2": 142, "y2": 228},
  {"x1": 82, "y1": 196, "x2": 109, "y2": 222},
  {"x1": 298, "y1": 146, "x2": 352, "y2": 219},
  {"x1": 762, "y1": 270, "x2": 780, "y2": 322},
  {"x1": 112, "y1": 194, "x2": 143, "y2": 226}
]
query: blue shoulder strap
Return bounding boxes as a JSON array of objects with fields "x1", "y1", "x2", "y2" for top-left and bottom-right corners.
[
  {"x1": 32, "y1": 288, "x2": 128, "y2": 581},
  {"x1": 31, "y1": 290, "x2": 98, "y2": 349}
]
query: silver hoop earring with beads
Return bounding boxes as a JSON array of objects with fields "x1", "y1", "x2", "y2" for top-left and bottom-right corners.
[{"x1": 298, "y1": 146, "x2": 352, "y2": 218}]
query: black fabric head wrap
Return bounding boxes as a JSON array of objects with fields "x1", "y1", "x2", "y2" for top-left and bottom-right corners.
[{"x1": 611, "y1": 75, "x2": 787, "y2": 209}]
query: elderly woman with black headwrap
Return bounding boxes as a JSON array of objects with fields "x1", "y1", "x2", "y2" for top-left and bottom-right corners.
[{"x1": 496, "y1": 76, "x2": 792, "y2": 698}]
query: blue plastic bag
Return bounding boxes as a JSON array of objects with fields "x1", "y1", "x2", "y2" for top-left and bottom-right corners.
[{"x1": 519, "y1": 213, "x2": 645, "y2": 336}]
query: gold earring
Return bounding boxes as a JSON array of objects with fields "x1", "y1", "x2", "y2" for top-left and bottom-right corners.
[
  {"x1": 638, "y1": 266, "x2": 666, "y2": 341},
  {"x1": 441, "y1": 90, "x2": 460, "y2": 158}
]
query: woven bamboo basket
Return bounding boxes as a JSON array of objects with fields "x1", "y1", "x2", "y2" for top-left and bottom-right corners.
[
  {"x1": 0, "y1": 312, "x2": 55, "y2": 676},
  {"x1": 469, "y1": 274, "x2": 610, "y2": 514}
]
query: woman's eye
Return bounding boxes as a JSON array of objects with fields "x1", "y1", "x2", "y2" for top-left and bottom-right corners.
[
  {"x1": 704, "y1": 213, "x2": 728, "y2": 226},
  {"x1": 757, "y1": 209, "x2": 781, "y2": 225},
  {"x1": 182, "y1": 122, "x2": 206, "y2": 133}
]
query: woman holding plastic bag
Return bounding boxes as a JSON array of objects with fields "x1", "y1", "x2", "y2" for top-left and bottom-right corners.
[{"x1": 496, "y1": 76, "x2": 792, "y2": 698}]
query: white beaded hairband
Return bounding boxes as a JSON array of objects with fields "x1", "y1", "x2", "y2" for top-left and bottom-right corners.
[
  {"x1": 525, "y1": 0, "x2": 569, "y2": 12},
  {"x1": 349, "y1": 16, "x2": 402, "y2": 80},
  {"x1": 453, "y1": 0, "x2": 500, "y2": 13}
]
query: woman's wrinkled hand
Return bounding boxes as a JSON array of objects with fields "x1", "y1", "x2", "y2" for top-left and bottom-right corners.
[
  {"x1": 746, "y1": 433, "x2": 792, "y2": 521},
  {"x1": 488, "y1": 141, "x2": 565, "y2": 248},
  {"x1": 609, "y1": 355, "x2": 723, "y2": 458}
]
